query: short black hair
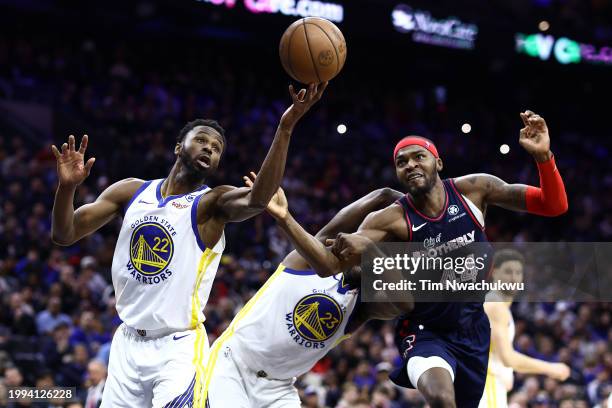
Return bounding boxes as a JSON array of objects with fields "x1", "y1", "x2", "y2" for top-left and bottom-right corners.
[
  {"x1": 177, "y1": 119, "x2": 226, "y2": 145},
  {"x1": 493, "y1": 249, "x2": 525, "y2": 268}
]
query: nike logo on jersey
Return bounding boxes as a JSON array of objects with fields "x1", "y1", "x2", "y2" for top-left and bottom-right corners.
[
  {"x1": 412, "y1": 223, "x2": 427, "y2": 232},
  {"x1": 138, "y1": 200, "x2": 153, "y2": 204},
  {"x1": 173, "y1": 334, "x2": 190, "y2": 341}
]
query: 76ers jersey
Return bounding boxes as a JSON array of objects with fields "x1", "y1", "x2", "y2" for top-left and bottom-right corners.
[
  {"x1": 111, "y1": 179, "x2": 225, "y2": 331},
  {"x1": 227, "y1": 265, "x2": 359, "y2": 379},
  {"x1": 396, "y1": 179, "x2": 493, "y2": 330}
]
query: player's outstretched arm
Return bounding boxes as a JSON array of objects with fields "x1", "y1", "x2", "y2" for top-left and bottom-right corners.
[
  {"x1": 314, "y1": 188, "x2": 403, "y2": 242},
  {"x1": 455, "y1": 110, "x2": 567, "y2": 216},
  {"x1": 210, "y1": 82, "x2": 328, "y2": 223},
  {"x1": 51, "y1": 135, "x2": 143, "y2": 245},
  {"x1": 485, "y1": 302, "x2": 570, "y2": 381}
]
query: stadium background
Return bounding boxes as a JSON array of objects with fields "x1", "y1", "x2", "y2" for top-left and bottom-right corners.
[{"x1": 0, "y1": 0, "x2": 611, "y2": 406}]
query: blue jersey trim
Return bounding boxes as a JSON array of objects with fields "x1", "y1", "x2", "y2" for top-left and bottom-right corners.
[
  {"x1": 124, "y1": 180, "x2": 152, "y2": 215},
  {"x1": 191, "y1": 193, "x2": 207, "y2": 252},
  {"x1": 283, "y1": 267, "x2": 317, "y2": 275},
  {"x1": 156, "y1": 178, "x2": 208, "y2": 208}
]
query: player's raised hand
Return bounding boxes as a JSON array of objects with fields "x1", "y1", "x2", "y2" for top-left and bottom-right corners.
[
  {"x1": 51, "y1": 135, "x2": 95, "y2": 187},
  {"x1": 280, "y1": 81, "x2": 329, "y2": 130},
  {"x1": 519, "y1": 110, "x2": 552, "y2": 162},
  {"x1": 243, "y1": 171, "x2": 288, "y2": 219}
]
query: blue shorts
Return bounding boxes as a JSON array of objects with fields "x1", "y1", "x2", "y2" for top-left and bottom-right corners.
[{"x1": 390, "y1": 311, "x2": 491, "y2": 408}]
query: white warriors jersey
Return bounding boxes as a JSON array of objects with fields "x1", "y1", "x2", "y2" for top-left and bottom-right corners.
[
  {"x1": 228, "y1": 264, "x2": 359, "y2": 379},
  {"x1": 488, "y1": 304, "x2": 516, "y2": 391},
  {"x1": 111, "y1": 179, "x2": 225, "y2": 331}
]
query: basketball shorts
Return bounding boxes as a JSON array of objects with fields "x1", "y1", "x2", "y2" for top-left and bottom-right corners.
[
  {"x1": 101, "y1": 323, "x2": 209, "y2": 408},
  {"x1": 206, "y1": 337, "x2": 301, "y2": 408},
  {"x1": 390, "y1": 311, "x2": 491, "y2": 408},
  {"x1": 478, "y1": 372, "x2": 508, "y2": 408}
]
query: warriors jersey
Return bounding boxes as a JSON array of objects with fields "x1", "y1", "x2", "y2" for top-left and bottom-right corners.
[
  {"x1": 210, "y1": 264, "x2": 359, "y2": 380},
  {"x1": 111, "y1": 179, "x2": 225, "y2": 331},
  {"x1": 486, "y1": 301, "x2": 515, "y2": 391}
]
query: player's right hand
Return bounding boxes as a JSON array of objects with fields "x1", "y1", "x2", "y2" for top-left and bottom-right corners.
[
  {"x1": 243, "y1": 171, "x2": 288, "y2": 219},
  {"x1": 548, "y1": 362, "x2": 571, "y2": 381},
  {"x1": 51, "y1": 135, "x2": 95, "y2": 187}
]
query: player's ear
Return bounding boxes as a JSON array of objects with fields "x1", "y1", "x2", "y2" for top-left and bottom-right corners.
[
  {"x1": 174, "y1": 142, "x2": 181, "y2": 155},
  {"x1": 436, "y1": 158, "x2": 443, "y2": 172}
]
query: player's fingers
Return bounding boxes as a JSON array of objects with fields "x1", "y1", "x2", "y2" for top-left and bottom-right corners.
[
  {"x1": 525, "y1": 110, "x2": 535, "y2": 116},
  {"x1": 520, "y1": 112, "x2": 529, "y2": 127},
  {"x1": 78, "y1": 134, "x2": 88, "y2": 154},
  {"x1": 51, "y1": 145, "x2": 61, "y2": 159},
  {"x1": 85, "y1": 157, "x2": 95, "y2": 173},
  {"x1": 250, "y1": 171, "x2": 257, "y2": 180},
  {"x1": 61, "y1": 143, "x2": 68, "y2": 154},
  {"x1": 68, "y1": 135, "x2": 76, "y2": 151},
  {"x1": 317, "y1": 81, "x2": 329, "y2": 98},
  {"x1": 243, "y1": 176, "x2": 253, "y2": 186},
  {"x1": 325, "y1": 239, "x2": 335, "y2": 246},
  {"x1": 297, "y1": 88, "x2": 306, "y2": 102}
]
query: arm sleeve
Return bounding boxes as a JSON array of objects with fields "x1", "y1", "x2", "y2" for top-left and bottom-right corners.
[{"x1": 525, "y1": 155, "x2": 568, "y2": 216}]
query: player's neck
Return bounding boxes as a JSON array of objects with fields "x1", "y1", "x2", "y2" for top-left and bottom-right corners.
[
  {"x1": 409, "y1": 178, "x2": 445, "y2": 218},
  {"x1": 490, "y1": 290, "x2": 514, "y2": 304},
  {"x1": 162, "y1": 162, "x2": 207, "y2": 197}
]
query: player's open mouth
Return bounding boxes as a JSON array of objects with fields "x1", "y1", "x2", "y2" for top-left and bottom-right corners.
[
  {"x1": 407, "y1": 173, "x2": 423, "y2": 181},
  {"x1": 196, "y1": 155, "x2": 211, "y2": 168}
]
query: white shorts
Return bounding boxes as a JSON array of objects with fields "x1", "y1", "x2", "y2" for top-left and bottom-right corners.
[
  {"x1": 478, "y1": 373, "x2": 508, "y2": 408},
  {"x1": 206, "y1": 339, "x2": 300, "y2": 408},
  {"x1": 101, "y1": 323, "x2": 209, "y2": 408},
  {"x1": 407, "y1": 356, "x2": 455, "y2": 388}
]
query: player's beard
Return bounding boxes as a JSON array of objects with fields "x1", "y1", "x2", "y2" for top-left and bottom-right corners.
[
  {"x1": 178, "y1": 149, "x2": 210, "y2": 181},
  {"x1": 405, "y1": 171, "x2": 437, "y2": 197}
]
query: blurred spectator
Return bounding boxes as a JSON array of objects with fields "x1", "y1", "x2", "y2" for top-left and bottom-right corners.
[
  {"x1": 36, "y1": 296, "x2": 72, "y2": 334},
  {"x1": 84, "y1": 360, "x2": 106, "y2": 408}
]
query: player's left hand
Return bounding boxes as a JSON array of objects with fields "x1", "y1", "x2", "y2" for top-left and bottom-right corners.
[
  {"x1": 280, "y1": 82, "x2": 328, "y2": 130},
  {"x1": 519, "y1": 110, "x2": 552, "y2": 162},
  {"x1": 243, "y1": 171, "x2": 288, "y2": 219},
  {"x1": 326, "y1": 233, "x2": 373, "y2": 261}
]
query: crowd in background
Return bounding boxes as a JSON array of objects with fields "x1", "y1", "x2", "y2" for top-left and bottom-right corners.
[{"x1": 0, "y1": 10, "x2": 612, "y2": 407}]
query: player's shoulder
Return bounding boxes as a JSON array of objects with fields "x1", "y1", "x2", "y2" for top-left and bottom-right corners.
[
  {"x1": 100, "y1": 177, "x2": 147, "y2": 203},
  {"x1": 453, "y1": 173, "x2": 502, "y2": 194},
  {"x1": 484, "y1": 300, "x2": 511, "y2": 322}
]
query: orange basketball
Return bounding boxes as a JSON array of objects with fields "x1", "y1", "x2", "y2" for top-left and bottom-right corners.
[{"x1": 279, "y1": 17, "x2": 347, "y2": 84}]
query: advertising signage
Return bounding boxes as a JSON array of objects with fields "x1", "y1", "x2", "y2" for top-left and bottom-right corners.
[
  {"x1": 391, "y1": 4, "x2": 478, "y2": 50},
  {"x1": 516, "y1": 33, "x2": 612, "y2": 66},
  {"x1": 199, "y1": 0, "x2": 344, "y2": 23}
]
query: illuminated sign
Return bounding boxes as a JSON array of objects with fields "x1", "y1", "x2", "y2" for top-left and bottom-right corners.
[
  {"x1": 199, "y1": 0, "x2": 344, "y2": 23},
  {"x1": 391, "y1": 4, "x2": 478, "y2": 50},
  {"x1": 516, "y1": 33, "x2": 612, "y2": 66}
]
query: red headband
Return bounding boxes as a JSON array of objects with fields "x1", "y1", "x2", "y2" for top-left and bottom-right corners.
[{"x1": 393, "y1": 136, "x2": 439, "y2": 160}]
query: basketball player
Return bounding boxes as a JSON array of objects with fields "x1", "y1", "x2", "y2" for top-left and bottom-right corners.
[
  {"x1": 50, "y1": 82, "x2": 327, "y2": 408},
  {"x1": 479, "y1": 249, "x2": 570, "y2": 408},
  {"x1": 204, "y1": 174, "x2": 411, "y2": 407},
  {"x1": 270, "y1": 110, "x2": 568, "y2": 407}
]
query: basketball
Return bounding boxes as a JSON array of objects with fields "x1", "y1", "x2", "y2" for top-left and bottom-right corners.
[{"x1": 279, "y1": 17, "x2": 347, "y2": 84}]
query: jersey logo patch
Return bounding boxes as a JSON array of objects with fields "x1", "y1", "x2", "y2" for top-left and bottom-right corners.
[
  {"x1": 129, "y1": 222, "x2": 174, "y2": 275},
  {"x1": 293, "y1": 294, "x2": 343, "y2": 342},
  {"x1": 448, "y1": 205, "x2": 460, "y2": 215}
]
